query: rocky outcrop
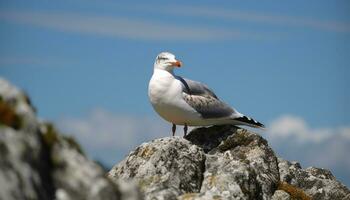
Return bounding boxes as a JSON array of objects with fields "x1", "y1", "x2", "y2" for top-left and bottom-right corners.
[
  {"x1": 0, "y1": 79, "x2": 122, "y2": 200},
  {"x1": 109, "y1": 126, "x2": 350, "y2": 200},
  {"x1": 1, "y1": 78, "x2": 349, "y2": 200},
  {"x1": 278, "y1": 159, "x2": 350, "y2": 200},
  {"x1": 109, "y1": 137, "x2": 205, "y2": 200}
]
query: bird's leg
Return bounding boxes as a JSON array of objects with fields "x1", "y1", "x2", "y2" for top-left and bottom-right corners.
[
  {"x1": 172, "y1": 123, "x2": 176, "y2": 136},
  {"x1": 183, "y1": 123, "x2": 188, "y2": 137}
]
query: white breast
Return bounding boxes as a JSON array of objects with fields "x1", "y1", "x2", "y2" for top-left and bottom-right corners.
[{"x1": 148, "y1": 69, "x2": 201, "y2": 125}]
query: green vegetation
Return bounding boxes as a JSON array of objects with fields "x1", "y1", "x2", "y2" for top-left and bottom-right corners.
[
  {"x1": 42, "y1": 123, "x2": 59, "y2": 148},
  {"x1": 42, "y1": 122, "x2": 84, "y2": 155},
  {"x1": 63, "y1": 135, "x2": 84, "y2": 155}
]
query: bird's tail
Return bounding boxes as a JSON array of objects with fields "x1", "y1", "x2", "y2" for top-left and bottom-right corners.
[{"x1": 232, "y1": 115, "x2": 265, "y2": 129}]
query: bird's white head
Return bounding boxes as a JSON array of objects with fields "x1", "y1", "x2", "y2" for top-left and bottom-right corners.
[{"x1": 154, "y1": 52, "x2": 182, "y2": 72}]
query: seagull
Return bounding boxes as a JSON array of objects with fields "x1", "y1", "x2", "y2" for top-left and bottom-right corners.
[{"x1": 148, "y1": 52, "x2": 264, "y2": 136}]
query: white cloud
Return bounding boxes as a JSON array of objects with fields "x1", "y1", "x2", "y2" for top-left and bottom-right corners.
[
  {"x1": 265, "y1": 115, "x2": 350, "y2": 185},
  {"x1": 267, "y1": 115, "x2": 336, "y2": 143},
  {"x1": 0, "y1": 11, "x2": 259, "y2": 41},
  {"x1": 57, "y1": 108, "x2": 171, "y2": 166},
  {"x1": 133, "y1": 4, "x2": 350, "y2": 33},
  {"x1": 0, "y1": 56, "x2": 76, "y2": 69}
]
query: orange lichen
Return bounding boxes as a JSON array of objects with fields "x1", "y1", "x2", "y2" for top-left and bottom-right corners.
[
  {"x1": 0, "y1": 100, "x2": 21, "y2": 130},
  {"x1": 278, "y1": 182, "x2": 311, "y2": 200}
]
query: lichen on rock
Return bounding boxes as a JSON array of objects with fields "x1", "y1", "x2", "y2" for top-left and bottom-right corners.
[
  {"x1": 278, "y1": 158, "x2": 349, "y2": 200},
  {"x1": 109, "y1": 137, "x2": 206, "y2": 200}
]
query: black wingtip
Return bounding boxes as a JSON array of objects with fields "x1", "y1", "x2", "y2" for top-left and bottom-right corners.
[{"x1": 235, "y1": 115, "x2": 265, "y2": 128}]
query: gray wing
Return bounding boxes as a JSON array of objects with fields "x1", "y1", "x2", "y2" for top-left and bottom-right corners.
[{"x1": 175, "y1": 76, "x2": 235, "y2": 119}]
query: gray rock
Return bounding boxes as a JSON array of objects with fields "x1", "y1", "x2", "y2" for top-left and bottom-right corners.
[
  {"x1": 0, "y1": 126, "x2": 54, "y2": 200},
  {"x1": 108, "y1": 137, "x2": 206, "y2": 200},
  {"x1": 110, "y1": 125, "x2": 350, "y2": 200},
  {"x1": 0, "y1": 78, "x2": 121, "y2": 200},
  {"x1": 271, "y1": 190, "x2": 290, "y2": 200},
  {"x1": 0, "y1": 78, "x2": 54, "y2": 200},
  {"x1": 51, "y1": 137, "x2": 120, "y2": 200},
  {"x1": 188, "y1": 126, "x2": 279, "y2": 200},
  {"x1": 111, "y1": 179, "x2": 144, "y2": 200},
  {"x1": 278, "y1": 158, "x2": 350, "y2": 200},
  {"x1": 184, "y1": 125, "x2": 237, "y2": 153}
]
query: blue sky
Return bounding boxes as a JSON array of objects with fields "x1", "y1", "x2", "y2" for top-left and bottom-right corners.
[{"x1": 1, "y1": 0, "x2": 350, "y2": 186}]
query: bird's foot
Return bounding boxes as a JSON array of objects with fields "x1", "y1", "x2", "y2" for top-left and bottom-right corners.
[
  {"x1": 183, "y1": 124, "x2": 188, "y2": 137},
  {"x1": 172, "y1": 123, "x2": 176, "y2": 136}
]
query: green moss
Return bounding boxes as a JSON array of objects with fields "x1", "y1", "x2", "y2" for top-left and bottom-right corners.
[
  {"x1": 42, "y1": 123, "x2": 59, "y2": 148},
  {"x1": 138, "y1": 175, "x2": 160, "y2": 191},
  {"x1": 0, "y1": 100, "x2": 22, "y2": 130},
  {"x1": 41, "y1": 123, "x2": 85, "y2": 168},
  {"x1": 278, "y1": 182, "x2": 311, "y2": 200},
  {"x1": 218, "y1": 130, "x2": 250, "y2": 152},
  {"x1": 62, "y1": 135, "x2": 84, "y2": 155},
  {"x1": 218, "y1": 129, "x2": 268, "y2": 153},
  {"x1": 42, "y1": 123, "x2": 84, "y2": 155}
]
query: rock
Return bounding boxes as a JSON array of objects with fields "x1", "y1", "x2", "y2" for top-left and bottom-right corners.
[
  {"x1": 108, "y1": 137, "x2": 206, "y2": 200},
  {"x1": 184, "y1": 125, "x2": 237, "y2": 153},
  {"x1": 109, "y1": 125, "x2": 350, "y2": 200},
  {"x1": 0, "y1": 78, "x2": 121, "y2": 200},
  {"x1": 271, "y1": 190, "x2": 290, "y2": 200},
  {"x1": 278, "y1": 158, "x2": 350, "y2": 200},
  {"x1": 196, "y1": 128, "x2": 279, "y2": 200},
  {"x1": 0, "y1": 79, "x2": 54, "y2": 200},
  {"x1": 0, "y1": 125, "x2": 54, "y2": 200},
  {"x1": 50, "y1": 133, "x2": 120, "y2": 200},
  {"x1": 111, "y1": 179, "x2": 144, "y2": 200}
]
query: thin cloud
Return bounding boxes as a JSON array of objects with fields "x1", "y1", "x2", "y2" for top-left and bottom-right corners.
[
  {"x1": 0, "y1": 56, "x2": 81, "y2": 69},
  {"x1": 267, "y1": 115, "x2": 339, "y2": 143},
  {"x1": 267, "y1": 115, "x2": 350, "y2": 143},
  {"x1": 0, "y1": 56, "x2": 44, "y2": 66},
  {"x1": 57, "y1": 108, "x2": 170, "y2": 166},
  {"x1": 0, "y1": 11, "x2": 264, "y2": 41},
  {"x1": 132, "y1": 4, "x2": 350, "y2": 33}
]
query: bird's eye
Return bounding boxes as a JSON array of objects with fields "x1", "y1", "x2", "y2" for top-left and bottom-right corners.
[{"x1": 158, "y1": 57, "x2": 167, "y2": 60}]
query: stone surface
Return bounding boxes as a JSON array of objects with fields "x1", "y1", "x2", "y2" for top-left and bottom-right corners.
[
  {"x1": 51, "y1": 137, "x2": 120, "y2": 200},
  {"x1": 111, "y1": 179, "x2": 144, "y2": 200},
  {"x1": 0, "y1": 78, "x2": 54, "y2": 200},
  {"x1": 108, "y1": 137, "x2": 206, "y2": 200},
  {"x1": 110, "y1": 125, "x2": 350, "y2": 200},
  {"x1": 278, "y1": 158, "x2": 350, "y2": 200},
  {"x1": 198, "y1": 128, "x2": 279, "y2": 200},
  {"x1": 0, "y1": 78, "x2": 121, "y2": 200},
  {"x1": 271, "y1": 190, "x2": 290, "y2": 200}
]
